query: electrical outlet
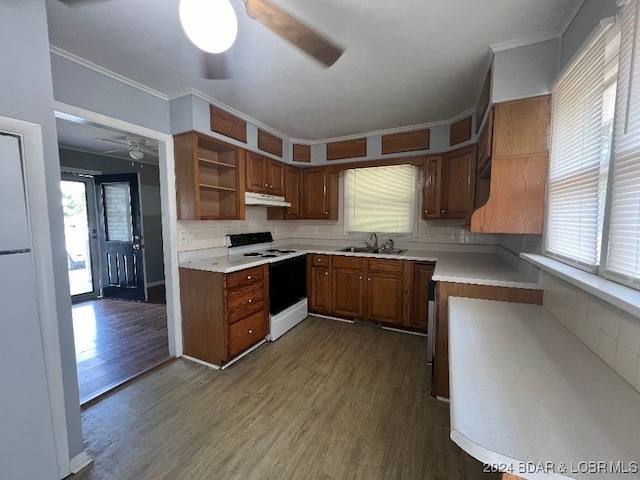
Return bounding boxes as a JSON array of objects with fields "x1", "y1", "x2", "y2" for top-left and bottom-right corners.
[
  {"x1": 312, "y1": 226, "x2": 319, "y2": 234},
  {"x1": 179, "y1": 230, "x2": 193, "y2": 246},
  {"x1": 424, "y1": 227, "x2": 436, "y2": 241}
]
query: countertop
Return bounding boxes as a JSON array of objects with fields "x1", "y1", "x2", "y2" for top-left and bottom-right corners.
[
  {"x1": 179, "y1": 243, "x2": 540, "y2": 289},
  {"x1": 448, "y1": 297, "x2": 640, "y2": 479}
]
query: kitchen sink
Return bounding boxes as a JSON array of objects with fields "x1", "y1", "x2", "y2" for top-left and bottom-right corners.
[
  {"x1": 336, "y1": 246, "x2": 406, "y2": 255},
  {"x1": 337, "y1": 246, "x2": 377, "y2": 253},
  {"x1": 374, "y1": 248, "x2": 407, "y2": 255}
]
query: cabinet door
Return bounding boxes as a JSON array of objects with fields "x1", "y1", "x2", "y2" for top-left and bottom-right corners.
[
  {"x1": 442, "y1": 146, "x2": 477, "y2": 218},
  {"x1": 366, "y1": 271, "x2": 403, "y2": 325},
  {"x1": 268, "y1": 160, "x2": 285, "y2": 197},
  {"x1": 302, "y1": 167, "x2": 329, "y2": 218},
  {"x1": 309, "y1": 265, "x2": 331, "y2": 313},
  {"x1": 284, "y1": 166, "x2": 300, "y2": 218},
  {"x1": 246, "y1": 152, "x2": 268, "y2": 193},
  {"x1": 410, "y1": 263, "x2": 434, "y2": 331},
  {"x1": 422, "y1": 156, "x2": 442, "y2": 219},
  {"x1": 332, "y1": 268, "x2": 365, "y2": 318}
]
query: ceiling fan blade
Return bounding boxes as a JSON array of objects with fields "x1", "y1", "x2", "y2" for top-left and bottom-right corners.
[
  {"x1": 96, "y1": 137, "x2": 130, "y2": 146},
  {"x1": 56, "y1": 0, "x2": 118, "y2": 6},
  {"x1": 201, "y1": 51, "x2": 231, "y2": 80},
  {"x1": 245, "y1": 0, "x2": 344, "y2": 68},
  {"x1": 102, "y1": 148, "x2": 127, "y2": 154}
]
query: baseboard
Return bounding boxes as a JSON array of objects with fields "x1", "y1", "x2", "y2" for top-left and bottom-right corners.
[
  {"x1": 182, "y1": 355, "x2": 221, "y2": 370},
  {"x1": 146, "y1": 280, "x2": 165, "y2": 288},
  {"x1": 69, "y1": 450, "x2": 93, "y2": 474}
]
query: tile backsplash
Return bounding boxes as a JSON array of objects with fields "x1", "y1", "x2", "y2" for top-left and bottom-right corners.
[
  {"x1": 176, "y1": 207, "x2": 499, "y2": 252},
  {"x1": 543, "y1": 272, "x2": 640, "y2": 393}
]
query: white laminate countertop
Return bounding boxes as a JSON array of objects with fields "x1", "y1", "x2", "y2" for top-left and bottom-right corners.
[
  {"x1": 448, "y1": 297, "x2": 640, "y2": 480},
  {"x1": 178, "y1": 243, "x2": 540, "y2": 289}
]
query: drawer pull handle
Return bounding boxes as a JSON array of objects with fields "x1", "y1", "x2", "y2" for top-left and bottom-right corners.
[
  {"x1": 325, "y1": 271, "x2": 328, "y2": 276},
  {"x1": 248, "y1": 299, "x2": 252, "y2": 303},
  {"x1": 248, "y1": 329, "x2": 254, "y2": 334},
  {"x1": 247, "y1": 275, "x2": 251, "y2": 280}
]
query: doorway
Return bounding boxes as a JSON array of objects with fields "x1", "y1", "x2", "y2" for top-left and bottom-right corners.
[{"x1": 56, "y1": 112, "x2": 174, "y2": 405}]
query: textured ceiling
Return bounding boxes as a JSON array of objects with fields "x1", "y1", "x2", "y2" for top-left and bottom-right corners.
[{"x1": 46, "y1": 0, "x2": 580, "y2": 141}]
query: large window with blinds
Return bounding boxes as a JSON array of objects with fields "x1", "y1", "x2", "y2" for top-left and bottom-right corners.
[
  {"x1": 604, "y1": 0, "x2": 640, "y2": 286},
  {"x1": 344, "y1": 164, "x2": 417, "y2": 234},
  {"x1": 546, "y1": 0, "x2": 640, "y2": 289},
  {"x1": 545, "y1": 23, "x2": 618, "y2": 271}
]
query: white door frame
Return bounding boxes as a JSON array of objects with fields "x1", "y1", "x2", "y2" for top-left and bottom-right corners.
[
  {"x1": 0, "y1": 115, "x2": 71, "y2": 478},
  {"x1": 54, "y1": 102, "x2": 183, "y2": 359}
]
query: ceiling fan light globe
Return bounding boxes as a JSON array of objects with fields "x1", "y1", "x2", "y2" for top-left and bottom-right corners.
[
  {"x1": 129, "y1": 149, "x2": 144, "y2": 161},
  {"x1": 179, "y1": 0, "x2": 238, "y2": 54}
]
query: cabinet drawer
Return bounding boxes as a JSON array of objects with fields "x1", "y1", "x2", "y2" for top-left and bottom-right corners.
[
  {"x1": 228, "y1": 310, "x2": 268, "y2": 358},
  {"x1": 309, "y1": 254, "x2": 330, "y2": 266},
  {"x1": 332, "y1": 255, "x2": 365, "y2": 270},
  {"x1": 367, "y1": 258, "x2": 404, "y2": 274},
  {"x1": 227, "y1": 283, "x2": 264, "y2": 324},
  {"x1": 226, "y1": 265, "x2": 264, "y2": 290}
]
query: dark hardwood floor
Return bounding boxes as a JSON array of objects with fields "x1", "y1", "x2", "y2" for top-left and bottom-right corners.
[
  {"x1": 71, "y1": 317, "x2": 499, "y2": 480},
  {"x1": 73, "y1": 289, "x2": 170, "y2": 405}
]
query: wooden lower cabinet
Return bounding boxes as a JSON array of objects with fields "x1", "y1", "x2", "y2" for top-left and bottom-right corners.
[
  {"x1": 307, "y1": 255, "x2": 410, "y2": 327},
  {"x1": 409, "y1": 262, "x2": 435, "y2": 331},
  {"x1": 179, "y1": 264, "x2": 269, "y2": 366},
  {"x1": 307, "y1": 254, "x2": 331, "y2": 314},
  {"x1": 433, "y1": 281, "x2": 543, "y2": 398}
]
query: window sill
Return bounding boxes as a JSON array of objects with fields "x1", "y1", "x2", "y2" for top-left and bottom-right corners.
[{"x1": 521, "y1": 253, "x2": 640, "y2": 319}]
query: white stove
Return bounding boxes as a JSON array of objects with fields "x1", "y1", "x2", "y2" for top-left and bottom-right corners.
[{"x1": 227, "y1": 232, "x2": 308, "y2": 341}]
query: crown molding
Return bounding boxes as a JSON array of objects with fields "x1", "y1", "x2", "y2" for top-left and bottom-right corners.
[
  {"x1": 491, "y1": 0, "x2": 584, "y2": 53},
  {"x1": 50, "y1": 46, "x2": 168, "y2": 100},
  {"x1": 289, "y1": 107, "x2": 478, "y2": 145}
]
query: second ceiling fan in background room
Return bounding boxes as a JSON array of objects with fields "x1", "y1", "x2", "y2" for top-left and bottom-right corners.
[{"x1": 58, "y1": 0, "x2": 345, "y2": 79}]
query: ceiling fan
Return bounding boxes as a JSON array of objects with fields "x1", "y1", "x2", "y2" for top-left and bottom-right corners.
[
  {"x1": 97, "y1": 136, "x2": 156, "y2": 161},
  {"x1": 57, "y1": 0, "x2": 345, "y2": 79}
]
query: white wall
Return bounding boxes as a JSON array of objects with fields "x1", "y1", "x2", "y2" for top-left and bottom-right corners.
[
  {"x1": 561, "y1": 0, "x2": 618, "y2": 68},
  {"x1": 51, "y1": 52, "x2": 170, "y2": 134},
  {"x1": 492, "y1": 39, "x2": 561, "y2": 103},
  {"x1": 0, "y1": 0, "x2": 83, "y2": 469}
]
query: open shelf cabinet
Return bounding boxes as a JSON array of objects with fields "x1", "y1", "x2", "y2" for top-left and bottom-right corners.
[{"x1": 174, "y1": 131, "x2": 245, "y2": 220}]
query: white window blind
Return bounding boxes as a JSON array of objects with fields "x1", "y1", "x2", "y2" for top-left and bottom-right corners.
[
  {"x1": 545, "y1": 27, "x2": 611, "y2": 270},
  {"x1": 344, "y1": 165, "x2": 417, "y2": 234},
  {"x1": 606, "y1": 0, "x2": 640, "y2": 284}
]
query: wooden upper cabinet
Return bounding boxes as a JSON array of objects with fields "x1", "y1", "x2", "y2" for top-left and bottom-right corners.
[
  {"x1": 246, "y1": 152, "x2": 285, "y2": 197},
  {"x1": 301, "y1": 167, "x2": 338, "y2": 219},
  {"x1": 210, "y1": 105, "x2": 247, "y2": 143},
  {"x1": 470, "y1": 95, "x2": 551, "y2": 234},
  {"x1": 284, "y1": 166, "x2": 300, "y2": 218},
  {"x1": 293, "y1": 144, "x2": 311, "y2": 163},
  {"x1": 442, "y1": 146, "x2": 477, "y2": 219},
  {"x1": 492, "y1": 95, "x2": 550, "y2": 156},
  {"x1": 257, "y1": 129, "x2": 283, "y2": 157},
  {"x1": 174, "y1": 131, "x2": 244, "y2": 221},
  {"x1": 246, "y1": 151, "x2": 268, "y2": 193},
  {"x1": 449, "y1": 116, "x2": 472, "y2": 146},
  {"x1": 422, "y1": 156, "x2": 442, "y2": 220},
  {"x1": 268, "y1": 160, "x2": 285, "y2": 197},
  {"x1": 326, "y1": 138, "x2": 367, "y2": 161}
]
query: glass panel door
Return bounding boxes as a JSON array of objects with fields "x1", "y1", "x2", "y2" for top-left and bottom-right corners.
[{"x1": 61, "y1": 176, "x2": 97, "y2": 298}]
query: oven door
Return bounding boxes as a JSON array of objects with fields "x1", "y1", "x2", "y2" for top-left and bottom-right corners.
[{"x1": 268, "y1": 255, "x2": 307, "y2": 315}]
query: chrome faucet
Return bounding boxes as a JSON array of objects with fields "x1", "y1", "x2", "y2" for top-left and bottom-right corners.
[{"x1": 368, "y1": 232, "x2": 377, "y2": 248}]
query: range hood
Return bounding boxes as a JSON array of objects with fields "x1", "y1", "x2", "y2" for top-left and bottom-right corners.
[{"x1": 245, "y1": 191, "x2": 291, "y2": 207}]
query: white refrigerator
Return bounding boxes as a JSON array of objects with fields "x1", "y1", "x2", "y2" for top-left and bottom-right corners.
[{"x1": 0, "y1": 133, "x2": 60, "y2": 478}]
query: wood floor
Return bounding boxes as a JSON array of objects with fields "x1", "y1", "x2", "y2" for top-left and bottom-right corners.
[
  {"x1": 71, "y1": 317, "x2": 498, "y2": 480},
  {"x1": 73, "y1": 293, "x2": 170, "y2": 405}
]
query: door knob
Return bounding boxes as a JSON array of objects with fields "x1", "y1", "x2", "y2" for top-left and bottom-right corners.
[{"x1": 133, "y1": 244, "x2": 141, "y2": 250}]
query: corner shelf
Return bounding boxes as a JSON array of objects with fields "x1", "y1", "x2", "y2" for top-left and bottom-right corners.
[{"x1": 174, "y1": 131, "x2": 245, "y2": 220}]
